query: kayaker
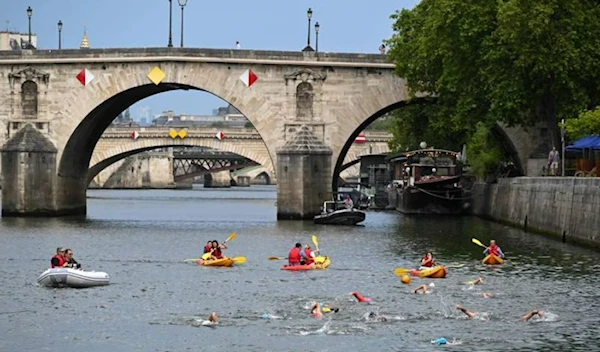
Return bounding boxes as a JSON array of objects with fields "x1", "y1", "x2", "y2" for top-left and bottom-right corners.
[
  {"x1": 203, "y1": 241, "x2": 212, "y2": 254},
  {"x1": 64, "y1": 248, "x2": 82, "y2": 269},
  {"x1": 420, "y1": 252, "x2": 435, "y2": 267},
  {"x1": 303, "y1": 244, "x2": 316, "y2": 265},
  {"x1": 483, "y1": 240, "x2": 505, "y2": 258},
  {"x1": 288, "y1": 243, "x2": 309, "y2": 266},
  {"x1": 50, "y1": 247, "x2": 67, "y2": 268},
  {"x1": 467, "y1": 277, "x2": 484, "y2": 285},
  {"x1": 210, "y1": 240, "x2": 227, "y2": 260}
]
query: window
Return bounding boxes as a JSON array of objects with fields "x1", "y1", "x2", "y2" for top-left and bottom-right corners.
[{"x1": 21, "y1": 80, "x2": 38, "y2": 118}]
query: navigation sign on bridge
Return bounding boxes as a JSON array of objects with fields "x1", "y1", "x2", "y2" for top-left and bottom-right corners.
[
  {"x1": 76, "y1": 69, "x2": 94, "y2": 86},
  {"x1": 239, "y1": 69, "x2": 258, "y2": 87},
  {"x1": 216, "y1": 131, "x2": 225, "y2": 140}
]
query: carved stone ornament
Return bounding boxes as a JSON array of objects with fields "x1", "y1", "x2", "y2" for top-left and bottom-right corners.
[
  {"x1": 284, "y1": 68, "x2": 327, "y2": 84},
  {"x1": 8, "y1": 67, "x2": 50, "y2": 93}
]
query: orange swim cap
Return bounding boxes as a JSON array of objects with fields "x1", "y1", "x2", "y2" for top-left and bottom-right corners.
[{"x1": 401, "y1": 275, "x2": 411, "y2": 284}]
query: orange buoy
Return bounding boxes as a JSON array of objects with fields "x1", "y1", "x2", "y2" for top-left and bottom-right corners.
[{"x1": 401, "y1": 275, "x2": 411, "y2": 284}]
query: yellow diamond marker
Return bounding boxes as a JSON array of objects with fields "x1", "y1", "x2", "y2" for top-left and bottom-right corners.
[
  {"x1": 169, "y1": 129, "x2": 178, "y2": 139},
  {"x1": 147, "y1": 66, "x2": 166, "y2": 85},
  {"x1": 178, "y1": 129, "x2": 187, "y2": 139}
]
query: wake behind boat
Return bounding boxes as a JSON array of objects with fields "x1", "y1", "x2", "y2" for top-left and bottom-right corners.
[
  {"x1": 313, "y1": 201, "x2": 366, "y2": 226},
  {"x1": 37, "y1": 268, "x2": 110, "y2": 288}
]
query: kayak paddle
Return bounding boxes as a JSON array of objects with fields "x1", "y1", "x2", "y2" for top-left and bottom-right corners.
[
  {"x1": 184, "y1": 258, "x2": 199, "y2": 262},
  {"x1": 394, "y1": 268, "x2": 410, "y2": 276},
  {"x1": 202, "y1": 232, "x2": 237, "y2": 260},
  {"x1": 312, "y1": 235, "x2": 326, "y2": 263},
  {"x1": 232, "y1": 256, "x2": 246, "y2": 263},
  {"x1": 268, "y1": 256, "x2": 285, "y2": 260},
  {"x1": 472, "y1": 238, "x2": 486, "y2": 248}
]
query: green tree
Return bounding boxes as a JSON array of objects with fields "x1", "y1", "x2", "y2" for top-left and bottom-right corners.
[
  {"x1": 564, "y1": 107, "x2": 600, "y2": 140},
  {"x1": 466, "y1": 122, "x2": 504, "y2": 180},
  {"x1": 386, "y1": 0, "x2": 600, "y2": 150}
]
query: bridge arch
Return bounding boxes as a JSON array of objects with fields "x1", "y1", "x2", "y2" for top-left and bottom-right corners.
[
  {"x1": 88, "y1": 139, "x2": 273, "y2": 184},
  {"x1": 332, "y1": 98, "x2": 525, "y2": 193}
]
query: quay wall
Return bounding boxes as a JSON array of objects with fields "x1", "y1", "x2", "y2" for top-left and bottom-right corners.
[{"x1": 471, "y1": 177, "x2": 600, "y2": 248}]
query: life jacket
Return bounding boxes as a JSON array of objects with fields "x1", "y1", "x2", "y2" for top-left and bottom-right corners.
[
  {"x1": 289, "y1": 247, "x2": 301, "y2": 265},
  {"x1": 304, "y1": 249, "x2": 314, "y2": 265},
  {"x1": 203, "y1": 244, "x2": 212, "y2": 254},
  {"x1": 487, "y1": 244, "x2": 500, "y2": 256},
  {"x1": 212, "y1": 248, "x2": 223, "y2": 259},
  {"x1": 51, "y1": 254, "x2": 65, "y2": 268},
  {"x1": 421, "y1": 255, "x2": 433, "y2": 267}
]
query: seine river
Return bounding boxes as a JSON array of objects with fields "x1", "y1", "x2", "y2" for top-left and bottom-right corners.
[{"x1": 1, "y1": 185, "x2": 599, "y2": 351}]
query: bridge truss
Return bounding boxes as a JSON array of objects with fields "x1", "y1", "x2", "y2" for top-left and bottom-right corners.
[{"x1": 172, "y1": 150, "x2": 259, "y2": 182}]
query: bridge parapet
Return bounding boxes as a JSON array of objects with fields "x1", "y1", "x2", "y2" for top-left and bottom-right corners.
[{"x1": 0, "y1": 47, "x2": 392, "y2": 67}]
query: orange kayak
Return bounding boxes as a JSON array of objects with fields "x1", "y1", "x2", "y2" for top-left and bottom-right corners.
[
  {"x1": 410, "y1": 266, "x2": 447, "y2": 278},
  {"x1": 482, "y1": 254, "x2": 504, "y2": 265}
]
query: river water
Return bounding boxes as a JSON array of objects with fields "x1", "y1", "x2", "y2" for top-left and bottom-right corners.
[{"x1": 1, "y1": 185, "x2": 599, "y2": 352}]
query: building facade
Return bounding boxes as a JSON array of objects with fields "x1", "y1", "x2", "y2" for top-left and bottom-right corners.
[{"x1": 0, "y1": 31, "x2": 37, "y2": 50}]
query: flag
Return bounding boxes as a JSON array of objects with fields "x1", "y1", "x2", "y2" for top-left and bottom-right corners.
[{"x1": 239, "y1": 69, "x2": 258, "y2": 87}]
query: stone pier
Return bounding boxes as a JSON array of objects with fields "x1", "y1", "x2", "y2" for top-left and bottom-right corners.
[
  {"x1": 204, "y1": 170, "x2": 232, "y2": 188},
  {"x1": 277, "y1": 125, "x2": 332, "y2": 220}
]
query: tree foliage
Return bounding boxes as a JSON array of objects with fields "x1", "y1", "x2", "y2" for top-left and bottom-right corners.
[
  {"x1": 466, "y1": 123, "x2": 504, "y2": 180},
  {"x1": 564, "y1": 107, "x2": 600, "y2": 140},
  {"x1": 386, "y1": 0, "x2": 600, "y2": 150}
]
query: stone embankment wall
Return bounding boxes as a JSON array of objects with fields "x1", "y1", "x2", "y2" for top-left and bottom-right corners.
[{"x1": 471, "y1": 177, "x2": 600, "y2": 248}]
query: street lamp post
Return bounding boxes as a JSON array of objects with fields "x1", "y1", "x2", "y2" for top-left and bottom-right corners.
[
  {"x1": 302, "y1": 8, "x2": 314, "y2": 52},
  {"x1": 26, "y1": 6, "x2": 33, "y2": 48},
  {"x1": 178, "y1": 0, "x2": 187, "y2": 47},
  {"x1": 561, "y1": 119, "x2": 565, "y2": 177},
  {"x1": 168, "y1": 0, "x2": 173, "y2": 47},
  {"x1": 57, "y1": 20, "x2": 63, "y2": 49},
  {"x1": 314, "y1": 22, "x2": 320, "y2": 53}
]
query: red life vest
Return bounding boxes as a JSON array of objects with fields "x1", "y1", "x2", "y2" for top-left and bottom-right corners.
[
  {"x1": 421, "y1": 255, "x2": 433, "y2": 267},
  {"x1": 304, "y1": 249, "x2": 314, "y2": 265},
  {"x1": 289, "y1": 247, "x2": 301, "y2": 265},
  {"x1": 51, "y1": 254, "x2": 65, "y2": 268},
  {"x1": 203, "y1": 244, "x2": 212, "y2": 254},
  {"x1": 212, "y1": 248, "x2": 223, "y2": 259},
  {"x1": 487, "y1": 245, "x2": 500, "y2": 256}
]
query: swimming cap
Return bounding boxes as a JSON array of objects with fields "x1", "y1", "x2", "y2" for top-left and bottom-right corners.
[
  {"x1": 262, "y1": 313, "x2": 269, "y2": 319},
  {"x1": 320, "y1": 302, "x2": 325, "y2": 307},
  {"x1": 434, "y1": 337, "x2": 448, "y2": 345},
  {"x1": 429, "y1": 282, "x2": 435, "y2": 287}
]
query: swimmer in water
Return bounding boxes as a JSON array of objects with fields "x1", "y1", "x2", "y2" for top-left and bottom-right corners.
[
  {"x1": 350, "y1": 291, "x2": 372, "y2": 303},
  {"x1": 455, "y1": 304, "x2": 477, "y2": 318},
  {"x1": 482, "y1": 292, "x2": 492, "y2": 298},
  {"x1": 310, "y1": 302, "x2": 323, "y2": 318},
  {"x1": 467, "y1": 277, "x2": 484, "y2": 285},
  {"x1": 414, "y1": 284, "x2": 430, "y2": 294},
  {"x1": 320, "y1": 302, "x2": 340, "y2": 313},
  {"x1": 366, "y1": 311, "x2": 388, "y2": 322},
  {"x1": 208, "y1": 312, "x2": 218, "y2": 323},
  {"x1": 520, "y1": 310, "x2": 545, "y2": 321}
]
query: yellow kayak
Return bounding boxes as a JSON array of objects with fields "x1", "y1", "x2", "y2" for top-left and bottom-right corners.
[
  {"x1": 410, "y1": 266, "x2": 447, "y2": 278},
  {"x1": 197, "y1": 257, "x2": 235, "y2": 267},
  {"x1": 482, "y1": 254, "x2": 504, "y2": 265}
]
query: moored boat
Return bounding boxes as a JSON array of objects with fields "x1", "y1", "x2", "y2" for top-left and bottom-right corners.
[
  {"x1": 386, "y1": 148, "x2": 467, "y2": 215},
  {"x1": 37, "y1": 268, "x2": 110, "y2": 288},
  {"x1": 281, "y1": 257, "x2": 331, "y2": 271},
  {"x1": 313, "y1": 201, "x2": 366, "y2": 226},
  {"x1": 409, "y1": 265, "x2": 447, "y2": 278},
  {"x1": 197, "y1": 257, "x2": 235, "y2": 267},
  {"x1": 482, "y1": 254, "x2": 504, "y2": 265}
]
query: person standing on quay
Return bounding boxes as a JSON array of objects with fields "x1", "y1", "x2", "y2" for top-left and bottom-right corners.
[{"x1": 548, "y1": 147, "x2": 560, "y2": 176}]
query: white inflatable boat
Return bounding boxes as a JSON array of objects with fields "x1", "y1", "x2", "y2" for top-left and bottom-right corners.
[{"x1": 37, "y1": 268, "x2": 110, "y2": 288}]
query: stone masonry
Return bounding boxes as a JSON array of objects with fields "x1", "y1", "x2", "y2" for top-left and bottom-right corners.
[{"x1": 0, "y1": 48, "x2": 543, "y2": 216}]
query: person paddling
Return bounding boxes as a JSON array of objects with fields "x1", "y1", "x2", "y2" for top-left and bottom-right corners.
[
  {"x1": 420, "y1": 252, "x2": 435, "y2": 268},
  {"x1": 209, "y1": 240, "x2": 227, "y2": 260},
  {"x1": 483, "y1": 240, "x2": 505, "y2": 259},
  {"x1": 203, "y1": 241, "x2": 212, "y2": 254},
  {"x1": 288, "y1": 243, "x2": 309, "y2": 266}
]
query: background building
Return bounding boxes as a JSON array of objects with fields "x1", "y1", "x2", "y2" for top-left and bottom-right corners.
[{"x1": 0, "y1": 31, "x2": 37, "y2": 50}]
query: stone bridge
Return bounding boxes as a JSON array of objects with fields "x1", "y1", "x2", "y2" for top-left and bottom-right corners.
[
  {"x1": 90, "y1": 126, "x2": 392, "y2": 186},
  {"x1": 0, "y1": 47, "x2": 544, "y2": 218}
]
